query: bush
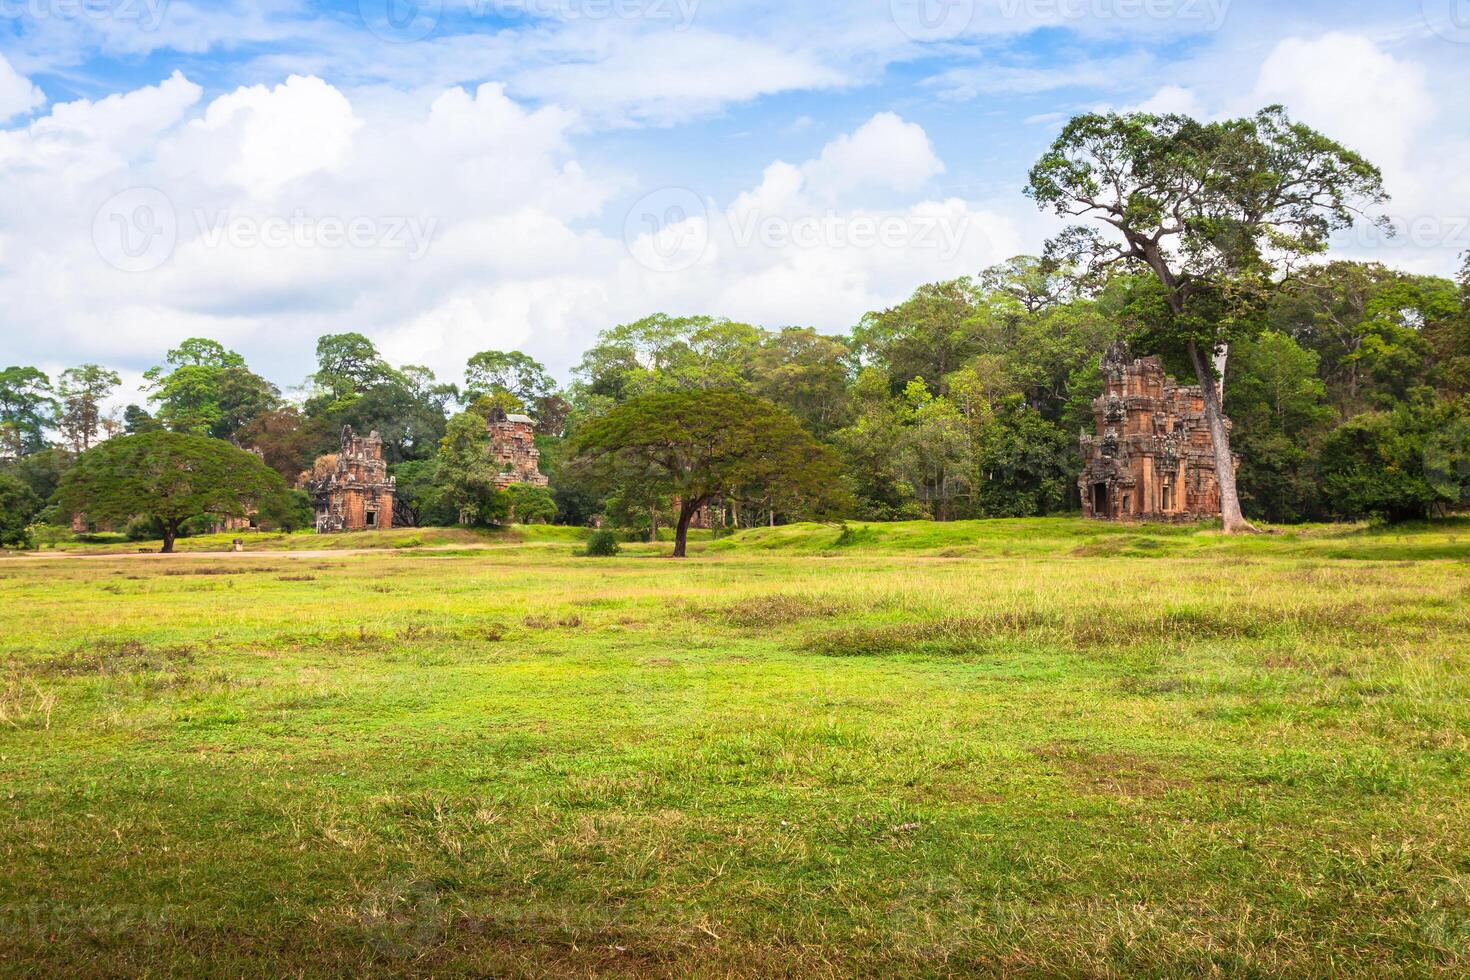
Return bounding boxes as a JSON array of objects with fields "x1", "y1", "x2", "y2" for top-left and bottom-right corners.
[
  {"x1": 581, "y1": 530, "x2": 620, "y2": 557},
  {"x1": 125, "y1": 515, "x2": 166, "y2": 541}
]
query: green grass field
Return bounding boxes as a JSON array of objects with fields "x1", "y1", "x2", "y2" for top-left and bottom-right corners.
[{"x1": 3, "y1": 518, "x2": 1469, "y2": 976}]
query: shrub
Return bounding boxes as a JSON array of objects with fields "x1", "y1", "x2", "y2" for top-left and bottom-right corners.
[
  {"x1": 125, "y1": 515, "x2": 166, "y2": 541},
  {"x1": 581, "y1": 530, "x2": 620, "y2": 557}
]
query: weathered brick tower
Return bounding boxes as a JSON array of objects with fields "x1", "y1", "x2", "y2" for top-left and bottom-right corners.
[
  {"x1": 486, "y1": 409, "x2": 548, "y2": 489},
  {"x1": 305, "y1": 426, "x2": 395, "y2": 532},
  {"x1": 1079, "y1": 343, "x2": 1234, "y2": 522}
]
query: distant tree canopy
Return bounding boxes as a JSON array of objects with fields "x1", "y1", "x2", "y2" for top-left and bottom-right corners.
[
  {"x1": 571, "y1": 390, "x2": 848, "y2": 557},
  {"x1": 55, "y1": 432, "x2": 292, "y2": 552}
]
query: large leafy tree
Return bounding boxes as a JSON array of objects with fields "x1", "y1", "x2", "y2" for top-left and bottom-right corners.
[
  {"x1": 432, "y1": 412, "x2": 507, "y2": 526},
  {"x1": 852, "y1": 279, "x2": 983, "y2": 396},
  {"x1": 464, "y1": 350, "x2": 553, "y2": 408},
  {"x1": 1318, "y1": 401, "x2": 1469, "y2": 523},
  {"x1": 55, "y1": 432, "x2": 292, "y2": 552},
  {"x1": 1227, "y1": 331, "x2": 1334, "y2": 522},
  {"x1": 56, "y1": 365, "x2": 121, "y2": 453},
  {"x1": 573, "y1": 314, "x2": 762, "y2": 402},
  {"x1": 572, "y1": 390, "x2": 847, "y2": 557},
  {"x1": 1027, "y1": 106, "x2": 1389, "y2": 532},
  {"x1": 143, "y1": 340, "x2": 280, "y2": 440},
  {"x1": 751, "y1": 327, "x2": 853, "y2": 437},
  {"x1": 308, "y1": 333, "x2": 396, "y2": 412},
  {"x1": 0, "y1": 366, "x2": 56, "y2": 458},
  {"x1": 0, "y1": 473, "x2": 41, "y2": 547}
]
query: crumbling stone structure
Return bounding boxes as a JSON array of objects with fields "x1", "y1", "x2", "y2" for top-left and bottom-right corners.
[
  {"x1": 303, "y1": 426, "x2": 395, "y2": 532},
  {"x1": 1080, "y1": 343, "x2": 1235, "y2": 522},
  {"x1": 487, "y1": 409, "x2": 548, "y2": 489}
]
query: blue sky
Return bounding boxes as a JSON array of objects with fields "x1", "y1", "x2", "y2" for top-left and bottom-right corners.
[{"x1": 1, "y1": 0, "x2": 1467, "y2": 397}]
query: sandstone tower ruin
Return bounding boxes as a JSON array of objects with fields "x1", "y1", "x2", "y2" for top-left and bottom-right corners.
[
  {"x1": 486, "y1": 409, "x2": 548, "y2": 489},
  {"x1": 304, "y1": 426, "x2": 395, "y2": 532},
  {"x1": 1079, "y1": 343, "x2": 1234, "y2": 522}
]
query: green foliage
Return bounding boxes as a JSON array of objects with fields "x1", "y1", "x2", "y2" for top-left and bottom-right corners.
[
  {"x1": 54, "y1": 431, "x2": 293, "y2": 551},
  {"x1": 308, "y1": 333, "x2": 396, "y2": 413},
  {"x1": 55, "y1": 365, "x2": 121, "y2": 453},
  {"x1": 143, "y1": 341, "x2": 280, "y2": 440},
  {"x1": 580, "y1": 529, "x2": 620, "y2": 556},
  {"x1": 1318, "y1": 400, "x2": 1468, "y2": 522},
  {"x1": 572, "y1": 389, "x2": 848, "y2": 556},
  {"x1": 464, "y1": 350, "x2": 553, "y2": 407},
  {"x1": 0, "y1": 473, "x2": 41, "y2": 547},
  {"x1": 973, "y1": 396, "x2": 1074, "y2": 517},
  {"x1": 0, "y1": 366, "x2": 56, "y2": 458},
  {"x1": 852, "y1": 279, "x2": 984, "y2": 395},
  {"x1": 504, "y1": 483, "x2": 557, "y2": 524},
  {"x1": 257, "y1": 488, "x2": 315, "y2": 532},
  {"x1": 124, "y1": 515, "x2": 165, "y2": 542},
  {"x1": 432, "y1": 412, "x2": 509, "y2": 527}
]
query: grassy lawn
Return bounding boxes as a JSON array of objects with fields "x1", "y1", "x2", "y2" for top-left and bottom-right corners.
[{"x1": 2, "y1": 518, "x2": 1469, "y2": 976}]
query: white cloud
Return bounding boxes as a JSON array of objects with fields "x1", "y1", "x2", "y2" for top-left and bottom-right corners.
[
  {"x1": 0, "y1": 54, "x2": 45, "y2": 121},
  {"x1": 174, "y1": 75, "x2": 361, "y2": 199},
  {"x1": 799, "y1": 112, "x2": 945, "y2": 201},
  {"x1": 1252, "y1": 33, "x2": 1433, "y2": 179},
  {"x1": 0, "y1": 83, "x2": 1025, "y2": 388}
]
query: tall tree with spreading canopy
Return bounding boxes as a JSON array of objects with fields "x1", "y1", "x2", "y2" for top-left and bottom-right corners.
[
  {"x1": 571, "y1": 390, "x2": 847, "y2": 557},
  {"x1": 0, "y1": 366, "x2": 56, "y2": 458},
  {"x1": 55, "y1": 432, "x2": 292, "y2": 552},
  {"x1": 464, "y1": 351, "x2": 553, "y2": 408},
  {"x1": 56, "y1": 365, "x2": 121, "y2": 453},
  {"x1": 1026, "y1": 106, "x2": 1389, "y2": 532}
]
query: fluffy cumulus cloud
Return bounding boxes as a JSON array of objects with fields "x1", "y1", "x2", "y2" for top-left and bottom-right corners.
[
  {"x1": 0, "y1": 79, "x2": 1021, "y2": 390},
  {"x1": 0, "y1": 54, "x2": 46, "y2": 121}
]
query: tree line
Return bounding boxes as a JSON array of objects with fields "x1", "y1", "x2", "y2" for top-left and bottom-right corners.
[{"x1": 3, "y1": 106, "x2": 1469, "y2": 551}]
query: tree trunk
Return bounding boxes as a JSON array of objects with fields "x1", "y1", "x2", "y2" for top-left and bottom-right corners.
[
  {"x1": 1187, "y1": 341, "x2": 1256, "y2": 534},
  {"x1": 649, "y1": 507, "x2": 659, "y2": 544},
  {"x1": 672, "y1": 497, "x2": 703, "y2": 558},
  {"x1": 160, "y1": 520, "x2": 178, "y2": 554}
]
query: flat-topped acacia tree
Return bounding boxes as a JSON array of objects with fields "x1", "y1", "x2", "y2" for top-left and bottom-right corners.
[
  {"x1": 1026, "y1": 106, "x2": 1389, "y2": 532},
  {"x1": 571, "y1": 390, "x2": 848, "y2": 557},
  {"x1": 56, "y1": 431, "x2": 292, "y2": 552}
]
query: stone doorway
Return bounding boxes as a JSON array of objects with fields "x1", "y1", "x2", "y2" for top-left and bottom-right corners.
[{"x1": 1090, "y1": 483, "x2": 1110, "y2": 518}]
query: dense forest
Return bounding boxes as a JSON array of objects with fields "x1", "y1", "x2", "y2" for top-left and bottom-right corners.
[{"x1": 2, "y1": 251, "x2": 1468, "y2": 545}]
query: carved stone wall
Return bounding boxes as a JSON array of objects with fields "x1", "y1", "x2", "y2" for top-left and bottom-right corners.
[
  {"x1": 1079, "y1": 343, "x2": 1234, "y2": 522},
  {"x1": 486, "y1": 410, "x2": 548, "y2": 490},
  {"x1": 302, "y1": 426, "x2": 395, "y2": 533}
]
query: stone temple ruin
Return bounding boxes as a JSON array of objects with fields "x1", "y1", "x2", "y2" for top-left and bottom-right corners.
[
  {"x1": 1079, "y1": 343, "x2": 1235, "y2": 522},
  {"x1": 303, "y1": 426, "x2": 396, "y2": 533},
  {"x1": 486, "y1": 408, "x2": 548, "y2": 490}
]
